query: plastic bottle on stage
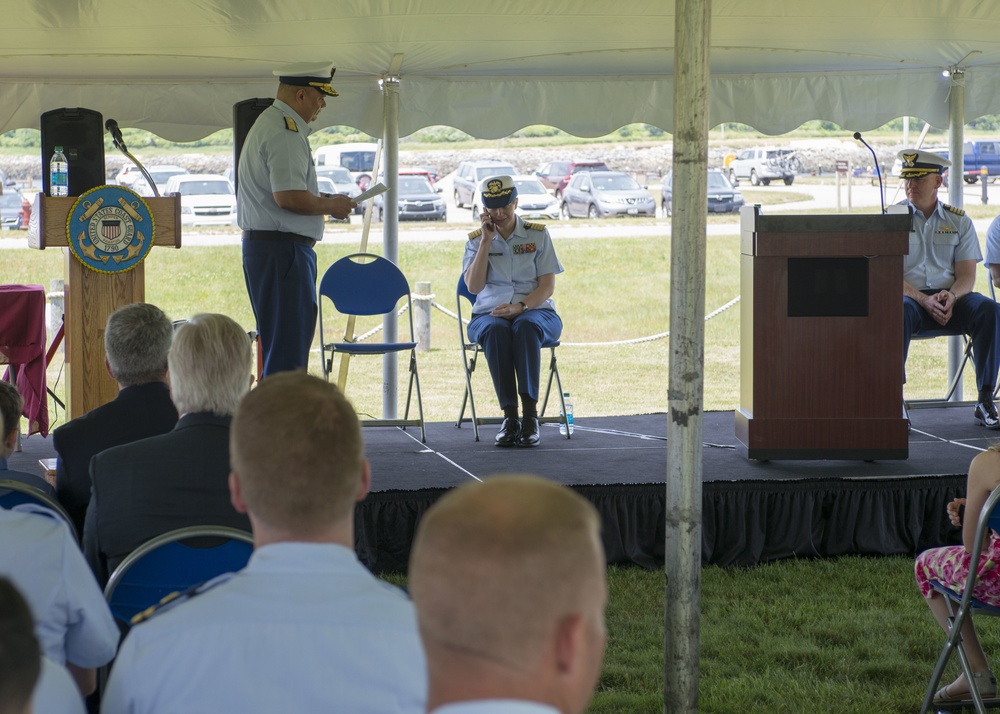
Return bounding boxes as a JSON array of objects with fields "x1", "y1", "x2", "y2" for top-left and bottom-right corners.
[
  {"x1": 559, "y1": 392, "x2": 574, "y2": 435},
  {"x1": 50, "y1": 146, "x2": 68, "y2": 197}
]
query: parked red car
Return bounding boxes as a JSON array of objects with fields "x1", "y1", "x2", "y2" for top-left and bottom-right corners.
[{"x1": 534, "y1": 160, "x2": 611, "y2": 197}]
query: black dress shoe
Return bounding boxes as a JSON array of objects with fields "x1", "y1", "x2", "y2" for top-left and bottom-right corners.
[
  {"x1": 516, "y1": 416, "x2": 540, "y2": 447},
  {"x1": 495, "y1": 417, "x2": 520, "y2": 447},
  {"x1": 976, "y1": 399, "x2": 1000, "y2": 429}
]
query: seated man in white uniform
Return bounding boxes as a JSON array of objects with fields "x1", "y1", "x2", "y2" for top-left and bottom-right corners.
[
  {"x1": 410, "y1": 475, "x2": 608, "y2": 714},
  {"x1": 102, "y1": 372, "x2": 426, "y2": 714}
]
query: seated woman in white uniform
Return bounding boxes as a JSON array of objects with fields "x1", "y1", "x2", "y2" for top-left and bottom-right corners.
[{"x1": 462, "y1": 175, "x2": 564, "y2": 447}]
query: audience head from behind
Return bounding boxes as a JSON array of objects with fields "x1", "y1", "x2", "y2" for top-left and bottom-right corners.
[
  {"x1": 0, "y1": 577, "x2": 41, "y2": 714},
  {"x1": 0, "y1": 382, "x2": 21, "y2": 458},
  {"x1": 409, "y1": 474, "x2": 608, "y2": 714},
  {"x1": 104, "y1": 302, "x2": 173, "y2": 388},
  {"x1": 168, "y1": 313, "x2": 253, "y2": 416},
  {"x1": 229, "y1": 371, "x2": 370, "y2": 544}
]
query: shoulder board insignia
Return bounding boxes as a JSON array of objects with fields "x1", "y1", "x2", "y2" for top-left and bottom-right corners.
[
  {"x1": 468, "y1": 228, "x2": 483, "y2": 240},
  {"x1": 284, "y1": 116, "x2": 299, "y2": 133},
  {"x1": 943, "y1": 203, "x2": 966, "y2": 216},
  {"x1": 523, "y1": 221, "x2": 546, "y2": 231},
  {"x1": 129, "y1": 571, "x2": 235, "y2": 625}
]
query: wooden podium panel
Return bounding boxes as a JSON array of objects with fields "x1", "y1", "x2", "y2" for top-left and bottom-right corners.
[
  {"x1": 734, "y1": 207, "x2": 911, "y2": 460},
  {"x1": 28, "y1": 194, "x2": 180, "y2": 418}
]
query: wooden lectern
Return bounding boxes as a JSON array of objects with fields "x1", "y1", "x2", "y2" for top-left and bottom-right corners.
[
  {"x1": 734, "y1": 206, "x2": 911, "y2": 460},
  {"x1": 28, "y1": 194, "x2": 181, "y2": 419}
]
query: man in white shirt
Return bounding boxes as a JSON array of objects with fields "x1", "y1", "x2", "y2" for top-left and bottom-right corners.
[
  {"x1": 899, "y1": 149, "x2": 1000, "y2": 427},
  {"x1": 409, "y1": 475, "x2": 607, "y2": 714},
  {"x1": 102, "y1": 372, "x2": 426, "y2": 714}
]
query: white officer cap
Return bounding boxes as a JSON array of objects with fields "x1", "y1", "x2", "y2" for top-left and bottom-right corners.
[
  {"x1": 897, "y1": 149, "x2": 950, "y2": 179},
  {"x1": 274, "y1": 62, "x2": 338, "y2": 97},
  {"x1": 482, "y1": 175, "x2": 518, "y2": 208}
]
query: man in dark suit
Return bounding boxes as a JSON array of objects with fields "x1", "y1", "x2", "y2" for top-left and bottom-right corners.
[
  {"x1": 83, "y1": 313, "x2": 253, "y2": 586},
  {"x1": 52, "y1": 303, "x2": 178, "y2": 535}
]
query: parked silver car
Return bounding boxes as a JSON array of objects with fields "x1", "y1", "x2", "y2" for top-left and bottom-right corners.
[
  {"x1": 317, "y1": 165, "x2": 364, "y2": 214},
  {"x1": 560, "y1": 171, "x2": 656, "y2": 219},
  {"x1": 727, "y1": 147, "x2": 797, "y2": 186},
  {"x1": 0, "y1": 191, "x2": 25, "y2": 229}
]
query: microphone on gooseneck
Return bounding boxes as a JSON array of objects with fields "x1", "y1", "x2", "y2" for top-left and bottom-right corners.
[
  {"x1": 854, "y1": 131, "x2": 885, "y2": 214},
  {"x1": 105, "y1": 119, "x2": 127, "y2": 153}
]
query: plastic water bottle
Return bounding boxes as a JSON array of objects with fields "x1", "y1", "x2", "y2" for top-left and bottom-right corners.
[
  {"x1": 559, "y1": 392, "x2": 574, "y2": 435},
  {"x1": 50, "y1": 146, "x2": 68, "y2": 197}
]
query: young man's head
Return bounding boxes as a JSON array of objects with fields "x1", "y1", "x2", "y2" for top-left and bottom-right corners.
[
  {"x1": 168, "y1": 314, "x2": 252, "y2": 416},
  {"x1": 0, "y1": 578, "x2": 41, "y2": 714},
  {"x1": 410, "y1": 475, "x2": 607, "y2": 714},
  {"x1": 229, "y1": 372, "x2": 368, "y2": 539},
  {"x1": 104, "y1": 303, "x2": 173, "y2": 387},
  {"x1": 0, "y1": 382, "x2": 22, "y2": 458}
]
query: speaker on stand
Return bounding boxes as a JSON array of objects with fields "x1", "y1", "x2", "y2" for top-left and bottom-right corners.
[
  {"x1": 40, "y1": 108, "x2": 106, "y2": 197},
  {"x1": 232, "y1": 98, "x2": 274, "y2": 196}
]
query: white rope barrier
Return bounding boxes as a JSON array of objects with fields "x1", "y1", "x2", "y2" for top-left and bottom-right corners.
[{"x1": 424, "y1": 294, "x2": 741, "y2": 347}]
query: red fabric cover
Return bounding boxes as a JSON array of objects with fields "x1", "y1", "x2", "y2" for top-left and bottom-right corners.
[{"x1": 0, "y1": 284, "x2": 49, "y2": 436}]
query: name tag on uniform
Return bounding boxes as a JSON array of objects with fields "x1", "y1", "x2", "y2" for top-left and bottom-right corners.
[
  {"x1": 513, "y1": 243, "x2": 537, "y2": 255},
  {"x1": 489, "y1": 252, "x2": 503, "y2": 256}
]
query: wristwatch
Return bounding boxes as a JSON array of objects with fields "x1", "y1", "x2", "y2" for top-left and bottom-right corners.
[{"x1": 519, "y1": 301, "x2": 529, "y2": 312}]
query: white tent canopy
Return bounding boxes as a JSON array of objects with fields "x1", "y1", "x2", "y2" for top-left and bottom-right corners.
[{"x1": 5, "y1": 1, "x2": 1000, "y2": 140}]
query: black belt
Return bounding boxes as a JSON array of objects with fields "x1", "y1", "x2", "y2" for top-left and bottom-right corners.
[{"x1": 242, "y1": 230, "x2": 317, "y2": 248}]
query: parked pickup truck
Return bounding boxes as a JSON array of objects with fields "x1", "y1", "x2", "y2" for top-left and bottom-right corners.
[
  {"x1": 726, "y1": 147, "x2": 797, "y2": 186},
  {"x1": 892, "y1": 141, "x2": 1000, "y2": 184},
  {"x1": 948, "y1": 141, "x2": 1000, "y2": 184}
]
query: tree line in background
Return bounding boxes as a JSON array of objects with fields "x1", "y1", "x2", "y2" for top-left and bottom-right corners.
[{"x1": 0, "y1": 116, "x2": 996, "y2": 151}]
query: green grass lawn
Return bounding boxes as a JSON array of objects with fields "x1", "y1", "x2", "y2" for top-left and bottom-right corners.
[{"x1": 386, "y1": 557, "x2": 978, "y2": 713}]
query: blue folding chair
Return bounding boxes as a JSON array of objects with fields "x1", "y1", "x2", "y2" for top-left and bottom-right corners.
[
  {"x1": 318, "y1": 252, "x2": 426, "y2": 442},
  {"x1": 103, "y1": 525, "x2": 253, "y2": 632},
  {"x1": 920, "y1": 486, "x2": 1000, "y2": 713},
  {"x1": 0, "y1": 478, "x2": 76, "y2": 537},
  {"x1": 455, "y1": 274, "x2": 570, "y2": 441}
]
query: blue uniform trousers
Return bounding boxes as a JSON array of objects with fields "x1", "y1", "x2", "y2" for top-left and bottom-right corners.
[
  {"x1": 242, "y1": 237, "x2": 317, "y2": 377},
  {"x1": 903, "y1": 290, "x2": 1000, "y2": 391},
  {"x1": 468, "y1": 309, "x2": 563, "y2": 410}
]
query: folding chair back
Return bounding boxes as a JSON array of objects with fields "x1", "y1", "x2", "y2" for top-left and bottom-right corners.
[
  {"x1": 319, "y1": 253, "x2": 411, "y2": 316},
  {"x1": 0, "y1": 479, "x2": 76, "y2": 537},
  {"x1": 317, "y1": 253, "x2": 426, "y2": 441},
  {"x1": 103, "y1": 525, "x2": 253, "y2": 632},
  {"x1": 921, "y1": 487, "x2": 1000, "y2": 713},
  {"x1": 455, "y1": 273, "x2": 570, "y2": 441}
]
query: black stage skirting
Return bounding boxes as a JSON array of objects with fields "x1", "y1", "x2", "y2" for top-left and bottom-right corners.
[{"x1": 10, "y1": 407, "x2": 985, "y2": 572}]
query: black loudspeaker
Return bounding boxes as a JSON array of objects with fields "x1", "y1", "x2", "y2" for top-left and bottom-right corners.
[
  {"x1": 233, "y1": 98, "x2": 274, "y2": 196},
  {"x1": 40, "y1": 107, "x2": 106, "y2": 197}
]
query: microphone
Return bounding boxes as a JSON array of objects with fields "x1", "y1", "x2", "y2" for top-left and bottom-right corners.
[
  {"x1": 105, "y1": 119, "x2": 127, "y2": 153},
  {"x1": 853, "y1": 131, "x2": 885, "y2": 214}
]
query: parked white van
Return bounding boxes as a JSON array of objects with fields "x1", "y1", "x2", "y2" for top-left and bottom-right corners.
[{"x1": 312, "y1": 142, "x2": 378, "y2": 189}]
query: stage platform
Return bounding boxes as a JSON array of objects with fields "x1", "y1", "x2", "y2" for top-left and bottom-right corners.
[{"x1": 10, "y1": 406, "x2": 985, "y2": 572}]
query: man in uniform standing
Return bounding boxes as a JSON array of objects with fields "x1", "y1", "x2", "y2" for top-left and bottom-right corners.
[
  {"x1": 464, "y1": 176, "x2": 564, "y2": 448},
  {"x1": 238, "y1": 62, "x2": 355, "y2": 377},
  {"x1": 899, "y1": 149, "x2": 1000, "y2": 427}
]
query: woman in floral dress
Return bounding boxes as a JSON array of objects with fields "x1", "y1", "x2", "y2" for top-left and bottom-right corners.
[{"x1": 916, "y1": 446, "x2": 1000, "y2": 704}]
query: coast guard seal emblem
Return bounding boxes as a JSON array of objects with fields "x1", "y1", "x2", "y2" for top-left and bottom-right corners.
[{"x1": 67, "y1": 185, "x2": 155, "y2": 274}]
